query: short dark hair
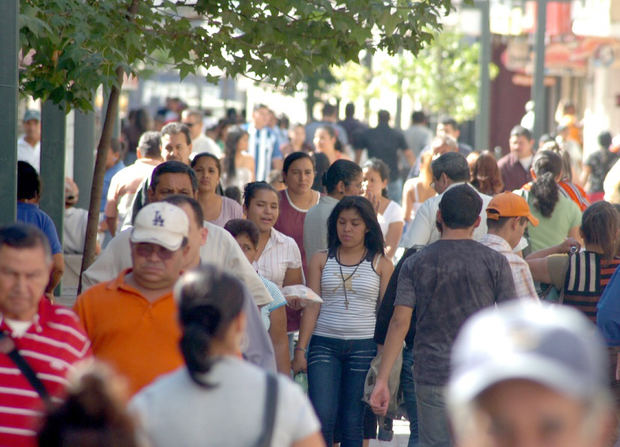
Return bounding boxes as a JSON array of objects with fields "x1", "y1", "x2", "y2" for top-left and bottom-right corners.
[
  {"x1": 0, "y1": 223, "x2": 51, "y2": 262},
  {"x1": 149, "y1": 161, "x2": 198, "y2": 194},
  {"x1": 161, "y1": 122, "x2": 191, "y2": 146},
  {"x1": 162, "y1": 195, "x2": 204, "y2": 227},
  {"x1": 439, "y1": 115, "x2": 458, "y2": 129},
  {"x1": 17, "y1": 161, "x2": 40, "y2": 200},
  {"x1": 345, "y1": 103, "x2": 355, "y2": 118},
  {"x1": 109, "y1": 138, "x2": 125, "y2": 156},
  {"x1": 439, "y1": 185, "x2": 482, "y2": 229},
  {"x1": 486, "y1": 215, "x2": 528, "y2": 232},
  {"x1": 411, "y1": 111, "x2": 427, "y2": 124},
  {"x1": 243, "y1": 181, "x2": 278, "y2": 209},
  {"x1": 137, "y1": 131, "x2": 162, "y2": 158},
  {"x1": 224, "y1": 219, "x2": 260, "y2": 248},
  {"x1": 283, "y1": 151, "x2": 314, "y2": 174},
  {"x1": 510, "y1": 125, "x2": 533, "y2": 141},
  {"x1": 598, "y1": 131, "x2": 613, "y2": 150},
  {"x1": 378, "y1": 110, "x2": 390, "y2": 125},
  {"x1": 431, "y1": 153, "x2": 470, "y2": 182},
  {"x1": 323, "y1": 160, "x2": 362, "y2": 194},
  {"x1": 322, "y1": 103, "x2": 337, "y2": 117},
  {"x1": 327, "y1": 196, "x2": 384, "y2": 256}
]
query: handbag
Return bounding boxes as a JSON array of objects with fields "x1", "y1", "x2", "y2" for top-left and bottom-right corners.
[{"x1": 362, "y1": 346, "x2": 404, "y2": 419}]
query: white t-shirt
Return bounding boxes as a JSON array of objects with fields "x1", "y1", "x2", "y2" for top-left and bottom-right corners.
[
  {"x1": 130, "y1": 358, "x2": 320, "y2": 447},
  {"x1": 17, "y1": 136, "x2": 41, "y2": 172},
  {"x1": 377, "y1": 200, "x2": 404, "y2": 239},
  {"x1": 63, "y1": 207, "x2": 89, "y2": 254},
  {"x1": 253, "y1": 228, "x2": 302, "y2": 288}
]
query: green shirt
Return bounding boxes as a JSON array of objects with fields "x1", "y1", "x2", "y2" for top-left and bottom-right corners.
[{"x1": 521, "y1": 192, "x2": 582, "y2": 253}]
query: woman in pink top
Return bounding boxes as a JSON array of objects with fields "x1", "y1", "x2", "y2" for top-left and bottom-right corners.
[
  {"x1": 275, "y1": 152, "x2": 320, "y2": 332},
  {"x1": 191, "y1": 153, "x2": 243, "y2": 227}
]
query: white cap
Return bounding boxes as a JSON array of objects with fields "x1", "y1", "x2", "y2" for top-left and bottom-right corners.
[
  {"x1": 447, "y1": 300, "x2": 609, "y2": 405},
  {"x1": 130, "y1": 202, "x2": 189, "y2": 251}
]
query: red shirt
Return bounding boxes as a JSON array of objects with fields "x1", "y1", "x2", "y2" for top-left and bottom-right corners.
[
  {"x1": 0, "y1": 299, "x2": 91, "y2": 447},
  {"x1": 274, "y1": 189, "x2": 318, "y2": 331}
]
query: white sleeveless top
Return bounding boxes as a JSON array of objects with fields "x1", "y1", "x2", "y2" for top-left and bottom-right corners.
[{"x1": 313, "y1": 250, "x2": 380, "y2": 340}]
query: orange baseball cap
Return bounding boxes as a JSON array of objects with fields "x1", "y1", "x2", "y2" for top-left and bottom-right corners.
[{"x1": 486, "y1": 192, "x2": 539, "y2": 226}]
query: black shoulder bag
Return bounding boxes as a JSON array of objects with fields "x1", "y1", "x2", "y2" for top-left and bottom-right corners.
[
  {"x1": 0, "y1": 331, "x2": 51, "y2": 405},
  {"x1": 254, "y1": 372, "x2": 279, "y2": 447}
]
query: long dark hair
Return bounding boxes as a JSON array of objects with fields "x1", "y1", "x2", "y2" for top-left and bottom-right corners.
[
  {"x1": 223, "y1": 126, "x2": 248, "y2": 180},
  {"x1": 175, "y1": 266, "x2": 245, "y2": 388},
  {"x1": 581, "y1": 201, "x2": 620, "y2": 261},
  {"x1": 327, "y1": 196, "x2": 384, "y2": 256},
  {"x1": 530, "y1": 150, "x2": 562, "y2": 218}
]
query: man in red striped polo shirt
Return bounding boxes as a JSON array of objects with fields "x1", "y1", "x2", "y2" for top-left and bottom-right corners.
[{"x1": 0, "y1": 224, "x2": 91, "y2": 447}]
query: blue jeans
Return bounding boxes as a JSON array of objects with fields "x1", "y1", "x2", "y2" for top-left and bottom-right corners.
[
  {"x1": 401, "y1": 346, "x2": 419, "y2": 446},
  {"x1": 388, "y1": 178, "x2": 403, "y2": 205},
  {"x1": 307, "y1": 336, "x2": 376, "y2": 447},
  {"x1": 415, "y1": 382, "x2": 452, "y2": 447}
]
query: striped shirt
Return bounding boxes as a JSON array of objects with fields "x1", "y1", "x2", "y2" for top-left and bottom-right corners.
[
  {"x1": 0, "y1": 300, "x2": 91, "y2": 447},
  {"x1": 242, "y1": 123, "x2": 282, "y2": 182},
  {"x1": 563, "y1": 252, "x2": 620, "y2": 323},
  {"x1": 314, "y1": 250, "x2": 380, "y2": 340},
  {"x1": 479, "y1": 234, "x2": 539, "y2": 300},
  {"x1": 549, "y1": 252, "x2": 620, "y2": 323},
  {"x1": 253, "y1": 228, "x2": 302, "y2": 288}
]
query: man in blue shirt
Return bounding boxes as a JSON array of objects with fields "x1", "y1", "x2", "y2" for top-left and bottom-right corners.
[{"x1": 16, "y1": 161, "x2": 64, "y2": 297}]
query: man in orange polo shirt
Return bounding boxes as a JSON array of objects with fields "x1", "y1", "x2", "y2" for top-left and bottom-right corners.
[{"x1": 74, "y1": 202, "x2": 190, "y2": 395}]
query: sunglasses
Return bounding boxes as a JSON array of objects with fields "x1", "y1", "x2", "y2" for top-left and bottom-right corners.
[
  {"x1": 182, "y1": 122, "x2": 195, "y2": 128},
  {"x1": 134, "y1": 243, "x2": 176, "y2": 260}
]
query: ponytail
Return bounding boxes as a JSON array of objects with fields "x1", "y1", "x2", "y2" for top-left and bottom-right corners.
[
  {"x1": 531, "y1": 172, "x2": 559, "y2": 218},
  {"x1": 530, "y1": 150, "x2": 563, "y2": 218},
  {"x1": 174, "y1": 267, "x2": 245, "y2": 389}
]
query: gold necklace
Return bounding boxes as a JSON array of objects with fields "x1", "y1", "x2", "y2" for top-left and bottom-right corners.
[{"x1": 337, "y1": 248, "x2": 367, "y2": 310}]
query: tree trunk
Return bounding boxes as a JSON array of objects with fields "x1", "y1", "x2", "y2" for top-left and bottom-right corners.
[
  {"x1": 78, "y1": 0, "x2": 139, "y2": 294},
  {"x1": 77, "y1": 73, "x2": 122, "y2": 294}
]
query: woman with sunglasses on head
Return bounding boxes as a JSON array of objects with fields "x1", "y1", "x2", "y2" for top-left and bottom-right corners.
[
  {"x1": 293, "y1": 196, "x2": 393, "y2": 446},
  {"x1": 191, "y1": 153, "x2": 242, "y2": 227},
  {"x1": 130, "y1": 266, "x2": 325, "y2": 447}
]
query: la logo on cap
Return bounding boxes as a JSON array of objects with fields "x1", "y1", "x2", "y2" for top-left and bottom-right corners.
[{"x1": 152, "y1": 210, "x2": 165, "y2": 227}]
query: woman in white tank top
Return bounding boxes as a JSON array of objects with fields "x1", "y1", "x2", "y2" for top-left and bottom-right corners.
[{"x1": 292, "y1": 196, "x2": 393, "y2": 446}]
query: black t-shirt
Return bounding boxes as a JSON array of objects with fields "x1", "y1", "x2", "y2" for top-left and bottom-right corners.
[
  {"x1": 356, "y1": 124, "x2": 407, "y2": 181},
  {"x1": 395, "y1": 239, "x2": 516, "y2": 386},
  {"x1": 586, "y1": 151, "x2": 619, "y2": 193}
]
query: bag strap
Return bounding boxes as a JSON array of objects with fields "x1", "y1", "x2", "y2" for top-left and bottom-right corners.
[
  {"x1": 255, "y1": 372, "x2": 278, "y2": 447},
  {"x1": 0, "y1": 331, "x2": 51, "y2": 404}
]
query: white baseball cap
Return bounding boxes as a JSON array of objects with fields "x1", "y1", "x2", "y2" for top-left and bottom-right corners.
[
  {"x1": 447, "y1": 300, "x2": 609, "y2": 405},
  {"x1": 130, "y1": 202, "x2": 189, "y2": 251}
]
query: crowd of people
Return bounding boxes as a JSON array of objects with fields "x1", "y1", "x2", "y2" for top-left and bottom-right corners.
[{"x1": 2, "y1": 99, "x2": 620, "y2": 447}]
